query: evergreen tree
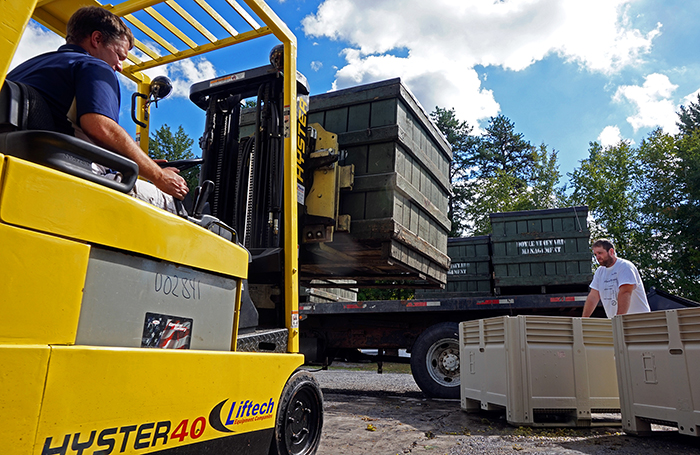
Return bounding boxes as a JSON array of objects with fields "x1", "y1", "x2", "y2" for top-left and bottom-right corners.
[
  {"x1": 430, "y1": 109, "x2": 563, "y2": 236},
  {"x1": 148, "y1": 124, "x2": 199, "y2": 190},
  {"x1": 430, "y1": 107, "x2": 479, "y2": 236},
  {"x1": 468, "y1": 115, "x2": 535, "y2": 182},
  {"x1": 677, "y1": 93, "x2": 700, "y2": 136}
]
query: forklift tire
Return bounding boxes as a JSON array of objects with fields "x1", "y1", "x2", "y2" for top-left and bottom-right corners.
[
  {"x1": 270, "y1": 370, "x2": 324, "y2": 455},
  {"x1": 410, "y1": 322, "x2": 460, "y2": 399}
]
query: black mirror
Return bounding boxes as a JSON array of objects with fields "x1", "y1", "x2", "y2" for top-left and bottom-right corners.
[{"x1": 149, "y1": 76, "x2": 173, "y2": 103}]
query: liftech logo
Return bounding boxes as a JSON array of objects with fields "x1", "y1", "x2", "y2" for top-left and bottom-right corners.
[
  {"x1": 209, "y1": 398, "x2": 276, "y2": 432},
  {"x1": 40, "y1": 397, "x2": 275, "y2": 454}
]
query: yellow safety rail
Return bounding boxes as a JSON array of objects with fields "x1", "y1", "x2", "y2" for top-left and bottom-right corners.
[{"x1": 1, "y1": 0, "x2": 300, "y2": 352}]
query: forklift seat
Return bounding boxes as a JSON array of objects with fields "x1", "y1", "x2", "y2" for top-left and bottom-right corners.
[{"x1": 0, "y1": 79, "x2": 138, "y2": 193}]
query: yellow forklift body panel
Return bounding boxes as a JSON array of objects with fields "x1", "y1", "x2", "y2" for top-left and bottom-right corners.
[
  {"x1": 0, "y1": 222, "x2": 88, "y2": 344},
  {"x1": 0, "y1": 156, "x2": 248, "y2": 279},
  {"x1": 37, "y1": 348, "x2": 303, "y2": 453},
  {"x1": 1, "y1": 345, "x2": 303, "y2": 454},
  {"x1": 0, "y1": 345, "x2": 50, "y2": 455}
]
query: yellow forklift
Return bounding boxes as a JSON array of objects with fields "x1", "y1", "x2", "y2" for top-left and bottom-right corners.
[{"x1": 0, "y1": 1, "x2": 324, "y2": 454}]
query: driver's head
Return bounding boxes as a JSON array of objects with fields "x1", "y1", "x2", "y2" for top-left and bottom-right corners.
[{"x1": 66, "y1": 6, "x2": 134, "y2": 50}]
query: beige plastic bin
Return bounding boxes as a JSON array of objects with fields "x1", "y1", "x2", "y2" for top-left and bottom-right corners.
[
  {"x1": 460, "y1": 315, "x2": 620, "y2": 427},
  {"x1": 613, "y1": 307, "x2": 700, "y2": 436}
]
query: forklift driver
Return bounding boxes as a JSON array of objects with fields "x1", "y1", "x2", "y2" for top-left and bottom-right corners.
[{"x1": 8, "y1": 6, "x2": 189, "y2": 213}]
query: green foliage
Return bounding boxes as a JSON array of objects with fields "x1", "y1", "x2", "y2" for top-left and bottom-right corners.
[
  {"x1": 527, "y1": 143, "x2": 564, "y2": 209},
  {"x1": 459, "y1": 171, "x2": 533, "y2": 235},
  {"x1": 430, "y1": 107, "x2": 479, "y2": 236},
  {"x1": 567, "y1": 141, "x2": 639, "y2": 253},
  {"x1": 428, "y1": 108, "x2": 566, "y2": 237},
  {"x1": 357, "y1": 283, "x2": 414, "y2": 301},
  {"x1": 677, "y1": 93, "x2": 700, "y2": 136},
  {"x1": 468, "y1": 115, "x2": 535, "y2": 182},
  {"x1": 148, "y1": 124, "x2": 199, "y2": 190},
  {"x1": 568, "y1": 129, "x2": 700, "y2": 301},
  {"x1": 445, "y1": 113, "x2": 563, "y2": 236},
  {"x1": 671, "y1": 131, "x2": 700, "y2": 297}
]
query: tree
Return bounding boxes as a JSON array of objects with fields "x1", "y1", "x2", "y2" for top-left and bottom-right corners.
[
  {"x1": 357, "y1": 283, "x2": 414, "y2": 301},
  {"x1": 677, "y1": 93, "x2": 700, "y2": 136},
  {"x1": 468, "y1": 115, "x2": 535, "y2": 182},
  {"x1": 430, "y1": 107, "x2": 479, "y2": 236},
  {"x1": 526, "y1": 143, "x2": 563, "y2": 209},
  {"x1": 670, "y1": 131, "x2": 700, "y2": 298},
  {"x1": 429, "y1": 109, "x2": 564, "y2": 236},
  {"x1": 460, "y1": 170, "x2": 536, "y2": 234},
  {"x1": 567, "y1": 130, "x2": 700, "y2": 301},
  {"x1": 462, "y1": 115, "x2": 563, "y2": 235},
  {"x1": 567, "y1": 140, "x2": 639, "y2": 255},
  {"x1": 148, "y1": 124, "x2": 199, "y2": 190}
]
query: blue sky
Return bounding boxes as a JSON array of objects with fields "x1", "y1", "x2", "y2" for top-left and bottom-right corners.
[{"x1": 11, "y1": 0, "x2": 700, "y2": 181}]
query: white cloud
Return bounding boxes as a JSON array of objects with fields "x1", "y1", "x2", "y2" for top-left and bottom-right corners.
[
  {"x1": 598, "y1": 126, "x2": 624, "y2": 147},
  {"x1": 681, "y1": 88, "x2": 700, "y2": 107},
  {"x1": 302, "y1": 0, "x2": 660, "y2": 127},
  {"x1": 613, "y1": 73, "x2": 679, "y2": 134},
  {"x1": 331, "y1": 49, "x2": 499, "y2": 130},
  {"x1": 163, "y1": 58, "x2": 217, "y2": 98},
  {"x1": 9, "y1": 21, "x2": 65, "y2": 71},
  {"x1": 311, "y1": 61, "x2": 323, "y2": 71}
]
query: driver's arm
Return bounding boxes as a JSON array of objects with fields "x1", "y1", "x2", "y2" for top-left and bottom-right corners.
[{"x1": 80, "y1": 113, "x2": 188, "y2": 200}]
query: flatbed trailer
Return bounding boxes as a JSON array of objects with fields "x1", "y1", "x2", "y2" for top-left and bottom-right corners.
[
  {"x1": 299, "y1": 292, "x2": 593, "y2": 399},
  {"x1": 300, "y1": 287, "x2": 699, "y2": 399}
]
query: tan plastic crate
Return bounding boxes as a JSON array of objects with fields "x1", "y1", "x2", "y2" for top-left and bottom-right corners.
[
  {"x1": 460, "y1": 315, "x2": 620, "y2": 427},
  {"x1": 613, "y1": 307, "x2": 700, "y2": 436}
]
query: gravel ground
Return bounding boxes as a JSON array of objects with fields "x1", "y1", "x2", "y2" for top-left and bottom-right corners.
[{"x1": 310, "y1": 367, "x2": 700, "y2": 455}]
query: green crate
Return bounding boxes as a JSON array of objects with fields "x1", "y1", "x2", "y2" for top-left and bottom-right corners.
[
  {"x1": 415, "y1": 236, "x2": 493, "y2": 299},
  {"x1": 305, "y1": 79, "x2": 452, "y2": 286},
  {"x1": 308, "y1": 79, "x2": 451, "y2": 195},
  {"x1": 489, "y1": 207, "x2": 592, "y2": 291}
]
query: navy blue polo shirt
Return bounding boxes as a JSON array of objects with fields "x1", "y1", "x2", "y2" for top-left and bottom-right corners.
[{"x1": 8, "y1": 44, "x2": 121, "y2": 136}]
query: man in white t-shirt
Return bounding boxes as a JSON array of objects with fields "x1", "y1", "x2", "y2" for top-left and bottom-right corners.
[{"x1": 582, "y1": 239, "x2": 651, "y2": 318}]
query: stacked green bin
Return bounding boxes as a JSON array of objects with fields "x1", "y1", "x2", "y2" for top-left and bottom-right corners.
[
  {"x1": 489, "y1": 206, "x2": 592, "y2": 294},
  {"x1": 307, "y1": 79, "x2": 452, "y2": 286},
  {"x1": 415, "y1": 236, "x2": 492, "y2": 299}
]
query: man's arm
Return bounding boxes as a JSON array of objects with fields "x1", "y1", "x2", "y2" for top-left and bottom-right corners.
[
  {"x1": 582, "y1": 288, "x2": 600, "y2": 317},
  {"x1": 616, "y1": 284, "x2": 634, "y2": 315},
  {"x1": 80, "y1": 113, "x2": 189, "y2": 200}
]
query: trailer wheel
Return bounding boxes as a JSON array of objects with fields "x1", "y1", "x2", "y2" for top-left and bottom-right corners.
[
  {"x1": 270, "y1": 370, "x2": 324, "y2": 455},
  {"x1": 410, "y1": 322, "x2": 460, "y2": 399}
]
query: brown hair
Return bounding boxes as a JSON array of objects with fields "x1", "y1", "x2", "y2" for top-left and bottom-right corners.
[
  {"x1": 66, "y1": 6, "x2": 134, "y2": 49},
  {"x1": 592, "y1": 238, "x2": 615, "y2": 252}
]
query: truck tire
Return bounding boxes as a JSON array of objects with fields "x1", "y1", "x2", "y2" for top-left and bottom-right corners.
[
  {"x1": 410, "y1": 322, "x2": 460, "y2": 399},
  {"x1": 270, "y1": 370, "x2": 324, "y2": 455}
]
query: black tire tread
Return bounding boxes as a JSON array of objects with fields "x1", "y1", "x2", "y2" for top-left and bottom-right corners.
[
  {"x1": 410, "y1": 322, "x2": 460, "y2": 399},
  {"x1": 270, "y1": 370, "x2": 324, "y2": 455}
]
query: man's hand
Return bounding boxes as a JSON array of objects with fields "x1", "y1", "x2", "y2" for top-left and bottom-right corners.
[
  {"x1": 154, "y1": 166, "x2": 188, "y2": 200},
  {"x1": 582, "y1": 288, "x2": 600, "y2": 317},
  {"x1": 79, "y1": 113, "x2": 189, "y2": 199}
]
